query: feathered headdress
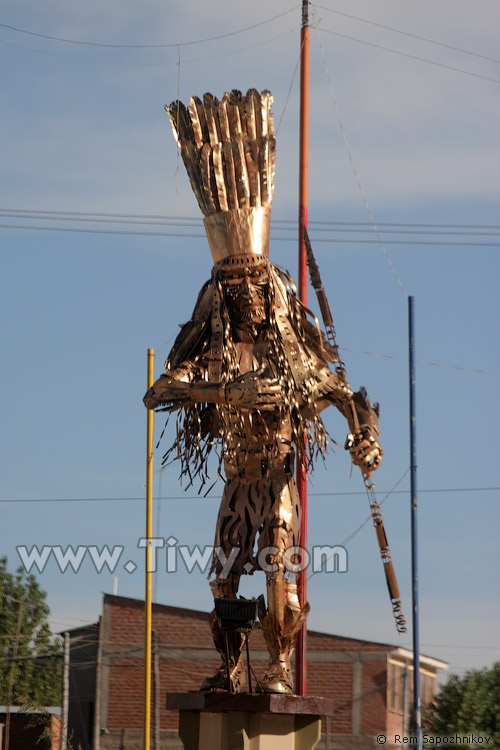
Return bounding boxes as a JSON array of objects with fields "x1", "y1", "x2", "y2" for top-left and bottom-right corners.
[{"x1": 165, "y1": 89, "x2": 276, "y2": 264}]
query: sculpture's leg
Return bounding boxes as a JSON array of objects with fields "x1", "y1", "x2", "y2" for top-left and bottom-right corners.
[
  {"x1": 258, "y1": 477, "x2": 309, "y2": 694},
  {"x1": 200, "y1": 573, "x2": 247, "y2": 692},
  {"x1": 259, "y1": 568, "x2": 309, "y2": 694},
  {"x1": 202, "y1": 477, "x2": 262, "y2": 692}
]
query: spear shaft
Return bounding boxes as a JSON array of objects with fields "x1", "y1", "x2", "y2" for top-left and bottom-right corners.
[{"x1": 302, "y1": 222, "x2": 406, "y2": 633}]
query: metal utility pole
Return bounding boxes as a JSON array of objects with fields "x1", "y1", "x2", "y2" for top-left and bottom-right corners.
[
  {"x1": 409, "y1": 297, "x2": 422, "y2": 750},
  {"x1": 296, "y1": 0, "x2": 310, "y2": 697},
  {"x1": 153, "y1": 631, "x2": 161, "y2": 750},
  {"x1": 5, "y1": 600, "x2": 24, "y2": 750},
  {"x1": 61, "y1": 632, "x2": 70, "y2": 750},
  {"x1": 144, "y1": 348, "x2": 154, "y2": 750}
]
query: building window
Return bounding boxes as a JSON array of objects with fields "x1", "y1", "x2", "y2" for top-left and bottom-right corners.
[
  {"x1": 389, "y1": 663, "x2": 407, "y2": 713},
  {"x1": 390, "y1": 663, "x2": 397, "y2": 710},
  {"x1": 421, "y1": 672, "x2": 435, "y2": 708},
  {"x1": 398, "y1": 667, "x2": 405, "y2": 713}
]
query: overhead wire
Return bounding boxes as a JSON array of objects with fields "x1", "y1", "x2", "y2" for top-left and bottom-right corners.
[
  {"x1": 2, "y1": 209, "x2": 499, "y2": 231},
  {"x1": 0, "y1": 29, "x2": 296, "y2": 67},
  {"x1": 1, "y1": 223, "x2": 498, "y2": 247},
  {"x1": 1, "y1": 487, "x2": 498, "y2": 504},
  {"x1": 2, "y1": 28, "x2": 497, "y2": 83},
  {"x1": 2, "y1": 209, "x2": 500, "y2": 236},
  {"x1": 0, "y1": 8, "x2": 299, "y2": 49},
  {"x1": 340, "y1": 347, "x2": 499, "y2": 376},
  {"x1": 276, "y1": 38, "x2": 302, "y2": 134},
  {"x1": 313, "y1": 5, "x2": 500, "y2": 65},
  {"x1": 306, "y1": 467, "x2": 411, "y2": 585},
  {"x1": 1, "y1": 7, "x2": 497, "y2": 82},
  {"x1": 317, "y1": 27, "x2": 500, "y2": 85},
  {"x1": 313, "y1": 16, "x2": 408, "y2": 299}
]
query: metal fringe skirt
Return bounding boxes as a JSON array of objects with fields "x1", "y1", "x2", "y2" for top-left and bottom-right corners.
[{"x1": 210, "y1": 472, "x2": 301, "y2": 577}]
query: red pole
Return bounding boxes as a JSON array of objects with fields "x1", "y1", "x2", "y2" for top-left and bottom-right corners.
[{"x1": 296, "y1": 0, "x2": 310, "y2": 697}]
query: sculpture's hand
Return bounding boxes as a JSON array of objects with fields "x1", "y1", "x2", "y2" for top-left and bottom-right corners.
[
  {"x1": 225, "y1": 368, "x2": 281, "y2": 409},
  {"x1": 345, "y1": 424, "x2": 383, "y2": 471},
  {"x1": 143, "y1": 375, "x2": 191, "y2": 409}
]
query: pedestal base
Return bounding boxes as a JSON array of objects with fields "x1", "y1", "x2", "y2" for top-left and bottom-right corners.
[{"x1": 166, "y1": 693, "x2": 334, "y2": 750}]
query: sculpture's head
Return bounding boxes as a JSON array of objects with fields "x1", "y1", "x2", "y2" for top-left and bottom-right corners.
[{"x1": 219, "y1": 258, "x2": 269, "y2": 328}]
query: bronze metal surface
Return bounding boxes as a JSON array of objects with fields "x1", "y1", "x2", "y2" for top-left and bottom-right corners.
[
  {"x1": 146, "y1": 88, "x2": 389, "y2": 694},
  {"x1": 204, "y1": 207, "x2": 271, "y2": 262}
]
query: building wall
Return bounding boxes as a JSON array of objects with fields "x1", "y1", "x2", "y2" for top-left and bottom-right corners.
[
  {"x1": 68, "y1": 623, "x2": 99, "y2": 750},
  {"x1": 66, "y1": 595, "x2": 443, "y2": 749},
  {"x1": 99, "y1": 596, "x2": 397, "y2": 739},
  {"x1": 0, "y1": 711, "x2": 60, "y2": 750}
]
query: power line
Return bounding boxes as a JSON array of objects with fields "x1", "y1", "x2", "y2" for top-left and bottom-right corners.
[
  {"x1": 1, "y1": 209, "x2": 499, "y2": 236},
  {"x1": 0, "y1": 29, "x2": 295, "y2": 66},
  {"x1": 0, "y1": 8, "x2": 299, "y2": 49},
  {"x1": 314, "y1": 22, "x2": 408, "y2": 299},
  {"x1": 1, "y1": 208, "x2": 499, "y2": 230},
  {"x1": 313, "y1": 5, "x2": 500, "y2": 65},
  {"x1": 1, "y1": 487, "x2": 497, "y2": 504},
  {"x1": 318, "y1": 26, "x2": 500, "y2": 85},
  {"x1": 1, "y1": 223, "x2": 498, "y2": 247},
  {"x1": 341, "y1": 347, "x2": 499, "y2": 376}
]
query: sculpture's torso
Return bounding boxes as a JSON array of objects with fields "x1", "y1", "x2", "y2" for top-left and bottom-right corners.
[{"x1": 222, "y1": 339, "x2": 293, "y2": 480}]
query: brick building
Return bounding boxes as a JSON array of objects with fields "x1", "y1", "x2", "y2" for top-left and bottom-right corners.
[
  {"x1": 0, "y1": 707, "x2": 61, "y2": 750},
  {"x1": 65, "y1": 594, "x2": 447, "y2": 749}
]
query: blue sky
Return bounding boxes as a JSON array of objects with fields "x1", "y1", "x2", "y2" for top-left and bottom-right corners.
[{"x1": 1, "y1": 0, "x2": 499, "y2": 684}]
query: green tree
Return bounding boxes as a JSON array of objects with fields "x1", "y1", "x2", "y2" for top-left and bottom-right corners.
[
  {"x1": 0, "y1": 556, "x2": 62, "y2": 705},
  {"x1": 426, "y1": 663, "x2": 500, "y2": 746}
]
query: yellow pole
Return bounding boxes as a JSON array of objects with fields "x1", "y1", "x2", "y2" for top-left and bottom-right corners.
[
  {"x1": 144, "y1": 348, "x2": 154, "y2": 750},
  {"x1": 296, "y1": 0, "x2": 310, "y2": 697}
]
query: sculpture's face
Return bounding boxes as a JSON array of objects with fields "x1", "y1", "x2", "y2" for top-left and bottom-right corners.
[{"x1": 220, "y1": 264, "x2": 269, "y2": 327}]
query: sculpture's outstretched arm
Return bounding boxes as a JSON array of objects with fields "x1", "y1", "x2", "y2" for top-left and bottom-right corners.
[
  {"x1": 143, "y1": 365, "x2": 282, "y2": 411},
  {"x1": 143, "y1": 362, "x2": 201, "y2": 410},
  {"x1": 332, "y1": 386, "x2": 383, "y2": 472}
]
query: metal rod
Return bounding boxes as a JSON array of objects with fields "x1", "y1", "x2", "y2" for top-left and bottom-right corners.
[
  {"x1": 153, "y1": 631, "x2": 161, "y2": 750},
  {"x1": 246, "y1": 634, "x2": 253, "y2": 693},
  {"x1": 61, "y1": 631, "x2": 70, "y2": 750},
  {"x1": 93, "y1": 617, "x2": 103, "y2": 750},
  {"x1": 4, "y1": 600, "x2": 24, "y2": 750},
  {"x1": 296, "y1": 0, "x2": 310, "y2": 697},
  {"x1": 409, "y1": 297, "x2": 422, "y2": 749},
  {"x1": 144, "y1": 348, "x2": 154, "y2": 750}
]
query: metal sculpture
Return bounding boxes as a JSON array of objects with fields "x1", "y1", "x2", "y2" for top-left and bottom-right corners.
[{"x1": 143, "y1": 89, "x2": 382, "y2": 694}]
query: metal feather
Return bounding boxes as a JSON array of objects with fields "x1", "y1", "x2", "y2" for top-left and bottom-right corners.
[
  {"x1": 180, "y1": 141, "x2": 207, "y2": 214},
  {"x1": 203, "y1": 92, "x2": 220, "y2": 148},
  {"x1": 218, "y1": 94, "x2": 231, "y2": 143},
  {"x1": 232, "y1": 134, "x2": 250, "y2": 208},
  {"x1": 188, "y1": 97, "x2": 204, "y2": 151},
  {"x1": 212, "y1": 144, "x2": 228, "y2": 212},
  {"x1": 201, "y1": 142, "x2": 216, "y2": 214},
  {"x1": 222, "y1": 140, "x2": 238, "y2": 210},
  {"x1": 190, "y1": 96, "x2": 209, "y2": 146},
  {"x1": 165, "y1": 89, "x2": 275, "y2": 216},
  {"x1": 244, "y1": 137, "x2": 260, "y2": 207},
  {"x1": 260, "y1": 91, "x2": 270, "y2": 137},
  {"x1": 259, "y1": 136, "x2": 270, "y2": 205},
  {"x1": 168, "y1": 100, "x2": 194, "y2": 145}
]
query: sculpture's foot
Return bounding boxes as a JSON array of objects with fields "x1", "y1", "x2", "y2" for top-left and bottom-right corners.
[
  {"x1": 258, "y1": 662, "x2": 293, "y2": 694},
  {"x1": 200, "y1": 662, "x2": 245, "y2": 693}
]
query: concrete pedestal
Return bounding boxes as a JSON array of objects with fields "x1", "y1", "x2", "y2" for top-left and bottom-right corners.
[{"x1": 166, "y1": 693, "x2": 333, "y2": 750}]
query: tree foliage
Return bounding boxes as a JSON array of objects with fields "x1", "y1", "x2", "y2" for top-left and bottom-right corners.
[
  {"x1": 425, "y1": 662, "x2": 500, "y2": 745},
  {"x1": 0, "y1": 556, "x2": 61, "y2": 705}
]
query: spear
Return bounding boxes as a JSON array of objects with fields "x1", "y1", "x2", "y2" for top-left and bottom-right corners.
[{"x1": 302, "y1": 221, "x2": 407, "y2": 634}]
